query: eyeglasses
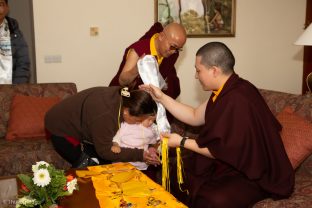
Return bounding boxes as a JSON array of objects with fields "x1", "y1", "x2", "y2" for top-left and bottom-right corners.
[
  {"x1": 163, "y1": 31, "x2": 183, "y2": 53},
  {"x1": 169, "y1": 45, "x2": 183, "y2": 53}
]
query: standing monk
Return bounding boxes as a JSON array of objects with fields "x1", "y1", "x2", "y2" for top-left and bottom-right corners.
[
  {"x1": 141, "y1": 42, "x2": 294, "y2": 208},
  {"x1": 109, "y1": 22, "x2": 186, "y2": 99}
]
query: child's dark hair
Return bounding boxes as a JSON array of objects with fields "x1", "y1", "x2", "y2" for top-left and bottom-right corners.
[
  {"x1": 122, "y1": 90, "x2": 157, "y2": 116},
  {"x1": 4, "y1": 0, "x2": 8, "y2": 4}
]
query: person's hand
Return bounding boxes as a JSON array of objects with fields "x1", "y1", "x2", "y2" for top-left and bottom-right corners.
[
  {"x1": 111, "y1": 145, "x2": 121, "y2": 153},
  {"x1": 139, "y1": 84, "x2": 163, "y2": 102},
  {"x1": 148, "y1": 146, "x2": 159, "y2": 159},
  {"x1": 143, "y1": 147, "x2": 160, "y2": 166},
  {"x1": 161, "y1": 132, "x2": 182, "y2": 148}
]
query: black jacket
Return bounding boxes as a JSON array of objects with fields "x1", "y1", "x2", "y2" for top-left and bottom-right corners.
[{"x1": 6, "y1": 16, "x2": 30, "y2": 84}]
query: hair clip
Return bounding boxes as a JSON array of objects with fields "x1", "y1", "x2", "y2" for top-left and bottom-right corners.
[{"x1": 121, "y1": 87, "x2": 130, "y2": 97}]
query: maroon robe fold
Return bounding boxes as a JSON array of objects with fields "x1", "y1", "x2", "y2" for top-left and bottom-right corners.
[
  {"x1": 109, "y1": 22, "x2": 181, "y2": 99},
  {"x1": 185, "y1": 73, "x2": 294, "y2": 207}
]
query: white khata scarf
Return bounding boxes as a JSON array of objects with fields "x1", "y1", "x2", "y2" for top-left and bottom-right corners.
[{"x1": 137, "y1": 55, "x2": 187, "y2": 194}]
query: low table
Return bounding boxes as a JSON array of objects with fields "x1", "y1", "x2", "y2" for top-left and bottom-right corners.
[
  {"x1": 2, "y1": 163, "x2": 187, "y2": 208},
  {"x1": 60, "y1": 168, "x2": 101, "y2": 208}
]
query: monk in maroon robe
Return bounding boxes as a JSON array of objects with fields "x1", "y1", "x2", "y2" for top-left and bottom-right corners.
[
  {"x1": 140, "y1": 42, "x2": 294, "y2": 208},
  {"x1": 109, "y1": 22, "x2": 187, "y2": 99}
]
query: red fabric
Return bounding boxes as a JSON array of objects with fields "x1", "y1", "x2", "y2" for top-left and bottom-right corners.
[
  {"x1": 65, "y1": 135, "x2": 80, "y2": 147},
  {"x1": 45, "y1": 129, "x2": 80, "y2": 147},
  {"x1": 139, "y1": 22, "x2": 163, "y2": 40}
]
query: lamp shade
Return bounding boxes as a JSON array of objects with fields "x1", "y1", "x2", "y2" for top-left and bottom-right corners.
[{"x1": 295, "y1": 23, "x2": 312, "y2": 46}]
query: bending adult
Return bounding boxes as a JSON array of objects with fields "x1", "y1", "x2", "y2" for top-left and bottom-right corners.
[
  {"x1": 45, "y1": 87, "x2": 160, "y2": 169},
  {"x1": 109, "y1": 22, "x2": 186, "y2": 99},
  {"x1": 140, "y1": 42, "x2": 294, "y2": 208}
]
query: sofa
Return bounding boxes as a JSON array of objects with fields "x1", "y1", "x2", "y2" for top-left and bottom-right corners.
[
  {"x1": 254, "y1": 89, "x2": 312, "y2": 207},
  {"x1": 1, "y1": 83, "x2": 311, "y2": 207},
  {"x1": 0, "y1": 83, "x2": 76, "y2": 176},
  {"x1": 171, "y1": 89, "x2": 312, "y2": 207}
]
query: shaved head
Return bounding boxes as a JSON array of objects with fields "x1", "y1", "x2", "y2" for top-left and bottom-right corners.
[
  {"x1": 163, "y1": 23, "x2": 187, "y2": 48},
  {"x1": 196, "y1": 42, "x2": 235, "y2": 75}
]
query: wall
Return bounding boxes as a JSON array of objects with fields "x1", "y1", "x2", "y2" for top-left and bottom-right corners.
[{"x1": 33, "y1": 0, "x2": 306, "y2": 107}]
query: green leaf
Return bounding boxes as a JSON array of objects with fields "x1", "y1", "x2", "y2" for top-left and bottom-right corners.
[{"x1": 17, "y1": 174, "x2": 33, "y2": 190}]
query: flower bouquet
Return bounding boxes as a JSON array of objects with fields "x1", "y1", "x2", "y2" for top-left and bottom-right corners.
[{"x1": 16, "y1": 161, "x2": 78, "y2": 208}]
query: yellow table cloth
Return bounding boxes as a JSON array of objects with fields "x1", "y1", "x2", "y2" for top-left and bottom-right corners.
[{"x1": 76, "y1": 163, "x2": 187, "y2": 208}]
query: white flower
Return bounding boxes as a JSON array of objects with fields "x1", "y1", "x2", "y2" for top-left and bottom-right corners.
[
  {"x1": 16, "y1": 196, "x2": 39, "y2": 208},
  {"x1": 33, "y1": 168, "x2": 51, "y2": 187},
  {"x1": 32, "y1": 161, "x2": 50, "y2": 172},
  {"x1": 67, "y1": 178, "x2": 78, "y2": 194}
]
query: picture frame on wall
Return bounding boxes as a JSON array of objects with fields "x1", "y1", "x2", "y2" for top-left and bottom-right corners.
[{"x1": 155, "y1": 0, "x2": 236, "y2": 37}]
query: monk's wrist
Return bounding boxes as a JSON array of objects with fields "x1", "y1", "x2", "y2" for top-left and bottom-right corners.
[{"x1": 180, "y1": 136, "x2": 188, "y2": 148}]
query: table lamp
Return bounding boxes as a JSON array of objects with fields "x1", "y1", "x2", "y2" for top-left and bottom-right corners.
[
  {"x1": 295, "y1": 23, "x2": 312, "y2": 93},
  {"x1": 295, "y1": 23, "x2": 312, "y2": 46}
]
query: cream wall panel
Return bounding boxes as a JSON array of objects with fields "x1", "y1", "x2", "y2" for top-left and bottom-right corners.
[{"x1": 33, "y1": 0, "x2": 306, "y2": 107}]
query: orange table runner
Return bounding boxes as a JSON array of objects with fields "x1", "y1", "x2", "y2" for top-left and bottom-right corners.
[{"x1": 76, "y1": 163, "x2": 187, "y2": 208}]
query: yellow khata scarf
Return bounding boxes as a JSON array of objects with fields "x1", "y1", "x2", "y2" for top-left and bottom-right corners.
[
  {"x1": 76, "y1": 163, "x2": 187, "y2": 208},
  {"x1": 161, "y1": 138, "x2": 188, "y2": 194}
]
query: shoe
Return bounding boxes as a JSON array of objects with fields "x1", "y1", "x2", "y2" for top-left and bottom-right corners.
[{"x1": 72, "y1": 152, "x2": 99, "y2": 168}]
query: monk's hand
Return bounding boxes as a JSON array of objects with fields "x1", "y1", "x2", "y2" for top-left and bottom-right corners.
[
  {"x1": 143, "y1": 147, "x2": 160, "y2": 166},
  {"x1": 139, "y1": 84, "x2": 163, "y2": 102},
  {"x1": 161, "y1": 132, "x2": 182, "y2": 148}
]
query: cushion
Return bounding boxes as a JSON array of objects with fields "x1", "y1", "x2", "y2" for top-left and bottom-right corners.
[
  {"x1": 5, "y1": 94, "x2": 60, "y2": 140},
  {"x1": 276, "y1": 106, "x2": 312, "y2": 169}
]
